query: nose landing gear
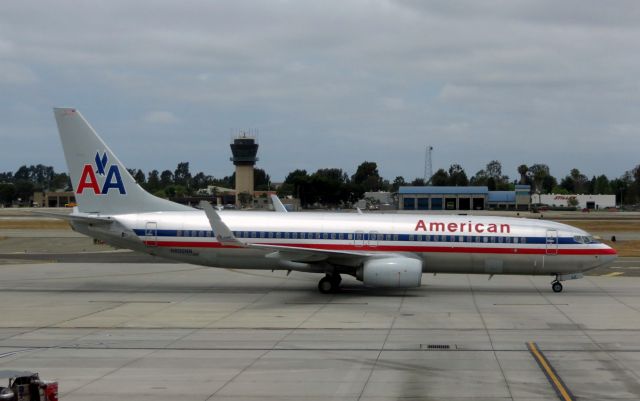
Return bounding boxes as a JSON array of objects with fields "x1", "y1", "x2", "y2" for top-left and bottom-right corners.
[
  {"x1": 318, "y1": 274, "x2": 341, "y2": 294},
  {"x1": 550, "y1": 272, "x2": 583, "y2": 293},
  {"x1": 551, "y1": 280, "x2": 563, "y2": 293}
]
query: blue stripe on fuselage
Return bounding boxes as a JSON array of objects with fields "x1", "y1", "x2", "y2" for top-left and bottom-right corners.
[{"x1": 132, "y1": 229, "x2": 587, "y2": 245}]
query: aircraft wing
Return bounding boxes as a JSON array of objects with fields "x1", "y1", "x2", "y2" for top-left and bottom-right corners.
[
  {"x1": 248, "y1": 243, "x2": 378, "y2": 264},
  {"x1": 198, "y1": 201, "x2": 389, "y2": 264}
]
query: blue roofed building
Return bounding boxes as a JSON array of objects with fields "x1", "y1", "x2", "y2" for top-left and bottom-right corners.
[{"x1": 398, "y1": 185, "x2": 530, "y2": 211}]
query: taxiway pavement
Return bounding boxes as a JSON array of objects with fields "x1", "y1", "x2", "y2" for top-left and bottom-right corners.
[{"x1": 1, "y1": 262, "x2": 640, "y2": 400}]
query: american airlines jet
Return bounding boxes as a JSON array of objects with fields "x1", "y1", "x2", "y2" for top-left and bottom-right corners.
[{"x1": 49, "y1": 108, "x2": 617, "y2": 293}]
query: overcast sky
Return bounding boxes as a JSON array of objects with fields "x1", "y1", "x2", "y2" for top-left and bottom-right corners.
[{"x1": 1, "y1": 1, "x2": 639, "y2": 182}]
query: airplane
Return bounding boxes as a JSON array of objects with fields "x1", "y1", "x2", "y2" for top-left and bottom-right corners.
[{"x1": 48, "y1": 107, "x2": 617, "y2": 294}]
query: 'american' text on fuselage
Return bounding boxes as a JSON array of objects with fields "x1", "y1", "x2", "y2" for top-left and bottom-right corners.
[{"x1": 414, "y1": 220, "x2": 511, "y2": 234}]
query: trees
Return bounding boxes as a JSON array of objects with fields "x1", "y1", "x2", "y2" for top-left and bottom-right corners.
[
  {"x1": 147, "y1": 170, "x2": 160, "y2": 192},
  {"x1": 470, "y1": 170, "x2": 488, "y2": 186},
  {"x1": 126, "y1": 169, "x2": 146, "y2": 185},
  {"x1": 485, "y1": 160, "x2": 510, "y2": 189},
  {"x1": 528, "y1": 164, "x2": 551, "y2": 193},
  {"x1": 174, "y1": 162, "x2": 191, "y2": 188},
  {"x1": 430, "y1": 169, "x2": 448, "y2": 186},
  {"x1": 560, "y1": 168, "x2": 589, "y2": 194},
  {"x1": 0, "y1": 184, "x2": 16, "y2": 206},
  {"x1": 391, "y1": 176, "x2": 406, "y2": 192},
  {"x1": 447, "y1": 164, "x2": 468, "y2": 186},
  {"x1": 254, "y1": 168, "x2": 271, "y2": 191},
  {"x1": 541, "y1": 174, "x2": 557, "y2": 194},
  {"x1": 352, "y1": 161, "x2": 383, "y2": 192},
  {"x1": 593, "y1": 175, "x2": 611, "y2": 194},
  {"x1": 313, "y1": 168, "x2": 353, "y2": 207},
  {"x1": 517, "y1": 164, "x2": 529, "y2": 185},
  {"x1": 470, "y1": 161, "x2": 508, "y2": 189},
  {"x1": 160, "y1": 170, "x2": 174, "y2": 187}
]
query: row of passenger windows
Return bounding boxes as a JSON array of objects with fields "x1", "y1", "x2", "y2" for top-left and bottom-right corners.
[{"x1": 173, "y1": 230, "x2": 530, "y2": 244}]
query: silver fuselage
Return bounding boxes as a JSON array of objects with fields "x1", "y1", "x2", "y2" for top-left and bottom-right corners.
[{"x1": 71, "y1": 210, "x2": 617, "y2": 277}]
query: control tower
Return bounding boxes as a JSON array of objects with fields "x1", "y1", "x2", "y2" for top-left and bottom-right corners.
[{"x1": 230, "y1": 133, "x2": 259, "y2": 205}]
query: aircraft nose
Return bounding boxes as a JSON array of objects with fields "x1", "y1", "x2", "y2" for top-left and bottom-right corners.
[{"x1": 598, "y1": 244, "x2": 618, "y2": 266}]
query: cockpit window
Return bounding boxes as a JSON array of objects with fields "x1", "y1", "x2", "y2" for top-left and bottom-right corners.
[{"x1": 574, "y1": 235, "x2": 595, "y2": 244}]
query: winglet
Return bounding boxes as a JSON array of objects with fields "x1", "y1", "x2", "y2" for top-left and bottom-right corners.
[
  {"x1": 199, "y1": 201, "x2": 244, "y2": 246},
  {"x1": 270, "y1": 194, "x2": 288, "y2": 212}
]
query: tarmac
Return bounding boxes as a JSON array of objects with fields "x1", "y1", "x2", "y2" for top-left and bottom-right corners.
[
  {"x1": 1, "y1": 261, "x2": 640, "y2": 400},
  {"x1": 1, "y1": 209, "x2": 640, "y2": 400}
]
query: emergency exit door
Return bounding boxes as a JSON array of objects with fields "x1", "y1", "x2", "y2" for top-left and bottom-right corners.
[{"x1": 145, "y1": 222, "x2": 157, "y2": 247}]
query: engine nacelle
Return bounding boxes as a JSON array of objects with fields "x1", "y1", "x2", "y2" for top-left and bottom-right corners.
[{"x1": 357, "y1": 257, "x2": 423, "y2": 288}]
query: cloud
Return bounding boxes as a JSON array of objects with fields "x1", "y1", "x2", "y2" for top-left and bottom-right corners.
[
  {"x1": 142, "y1": 111, "x2": 179, "y2": 124},
  {"x1": 0, "y1": 0, "x2": 639, "y2": 180},
  {"x1": 0, "y1": 62, "x2": 37, "y2": 85}
]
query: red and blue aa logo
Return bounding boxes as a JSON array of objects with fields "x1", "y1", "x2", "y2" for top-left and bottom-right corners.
[{"x1": 76, "y1": 152, "x2": 126, "y2": 195}]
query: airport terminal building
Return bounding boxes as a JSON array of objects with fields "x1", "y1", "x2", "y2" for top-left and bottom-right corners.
[
  {"x1": 531, "y1": 194, "x2": 616, "y2": 210},
  {"x1": 398, "y1": 185, "x2": 531, "y2": 211}
]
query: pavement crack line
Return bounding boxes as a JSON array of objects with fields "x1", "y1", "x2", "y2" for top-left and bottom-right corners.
[
  {"x1": 356, "y1": 288, "x2": 406, "y2": 401},
  {"x1": 467, "y1": 274, "x2": 515, "y2": 401}
]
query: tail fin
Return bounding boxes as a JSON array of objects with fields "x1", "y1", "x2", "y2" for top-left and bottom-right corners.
[{"x1": 53, "y1": 108, "x2": 192, "y2": 214}]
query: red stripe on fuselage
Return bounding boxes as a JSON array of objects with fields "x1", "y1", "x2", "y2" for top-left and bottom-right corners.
[{"x1": 143, "y1": 241, "x2": 616, "y2": 256}]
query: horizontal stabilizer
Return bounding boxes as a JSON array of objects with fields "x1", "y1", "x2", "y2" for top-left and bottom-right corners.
[{"x1": 32, "y1": 210, "x2": 114, "y2": 225}]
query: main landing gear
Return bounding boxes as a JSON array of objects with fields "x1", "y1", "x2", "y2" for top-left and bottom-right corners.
[{"x1": 318, "y1": 274, "x2": 341, "y2": 294}]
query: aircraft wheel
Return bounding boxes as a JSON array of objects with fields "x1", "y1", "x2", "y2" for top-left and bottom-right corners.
[
  {"x1": 318, "y1": 276, "x2": 334, "y2": 294},
  {"x1": 552, "y1": 281, "x2": 563, "y2": 293},
  {"x1": 331, "y1": 273, "x2": 342, "y2": 286}
]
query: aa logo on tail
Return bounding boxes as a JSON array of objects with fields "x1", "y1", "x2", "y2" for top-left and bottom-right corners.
[{"x1": 76, "y1": 152, "x2": 127, "y2": 195}]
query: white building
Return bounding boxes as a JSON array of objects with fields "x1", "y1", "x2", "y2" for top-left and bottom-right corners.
[{"x1": 531, "y1": 194, "x2": 616, "y2": 210}]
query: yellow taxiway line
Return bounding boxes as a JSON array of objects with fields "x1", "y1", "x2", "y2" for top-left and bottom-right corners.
[{"x1": 527, "y1": 342, "x2": 575, "y2": 401}]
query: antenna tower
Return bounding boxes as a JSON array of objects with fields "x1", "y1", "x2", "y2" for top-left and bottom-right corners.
[{"x1": 424, "y1": 145, "x2": 433, "y2": 184}]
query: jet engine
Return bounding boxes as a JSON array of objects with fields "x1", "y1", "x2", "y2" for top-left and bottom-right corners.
[{"x1": 356, "y1": 257, "x2": 423, "y2": 288}]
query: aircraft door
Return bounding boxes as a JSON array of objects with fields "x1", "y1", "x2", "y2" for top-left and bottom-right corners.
[
  {"x1": 545, "y1": 229, "x2": 558, "y2": 255},
  {"x1": 354, "y1": 231, "x2": 365, "y2": 247},
  {"x1": 368, "y1": 231, "x2": 379, "y2": 248},
  {"x1": 145, "y1": 222, "x2": 158, "y2": 247}
]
